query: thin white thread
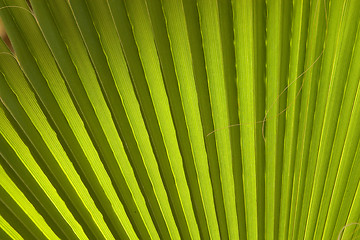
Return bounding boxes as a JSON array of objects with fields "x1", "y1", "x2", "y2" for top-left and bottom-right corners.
[
  {"x1": 207, "y1": 0, "x2": 329, "y2": 142},
  {"x1": 337, "y1": 222, "x2": 360, "y2": 240}
]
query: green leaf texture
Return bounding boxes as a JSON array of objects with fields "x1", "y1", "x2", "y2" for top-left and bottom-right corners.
[{"x1": 0, "y1": 0, "x2": 360, "y2": 239}]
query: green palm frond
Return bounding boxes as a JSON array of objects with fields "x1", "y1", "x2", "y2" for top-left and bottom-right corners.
[{"x1": 1, "y1": 0, "x2": 360, "y2": 239}]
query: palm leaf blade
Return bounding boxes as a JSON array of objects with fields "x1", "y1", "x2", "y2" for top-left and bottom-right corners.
[{"x1": 1, "y1": 0, "x2": 360, "y2": 239}]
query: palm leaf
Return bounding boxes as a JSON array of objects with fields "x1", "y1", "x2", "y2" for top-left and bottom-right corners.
[{"x1": 0, "y1": 0, "x2": 360, "y2": 239}]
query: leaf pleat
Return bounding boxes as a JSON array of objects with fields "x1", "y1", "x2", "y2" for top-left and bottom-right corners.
[
  {"x1": 196, "y1": 0, "x2": 240, "y2": 238},
  {"x1": 313, "y1": 3, "x2": 360, "y2": 238},
  {"x1": 232, "y1": 1, "x2": 266, "y2": 239},
  {"x1": 278, "y1": 0, "x2": 309, "y2": 239},
  {"x1": 0, "y1": 107, "x2": 85, "y2": 240},
  {"x1": 29, "y1": 1, "x2": 159, "y2": 239},
  {"x1": 110, "y1": 0, "x2": 201, "y2": 238},
  {"x1": 0, "y1": 213, "x2": 23, "y2": 240},
  {"x1": 0, "y1": 41, "x2": 114, "y2": 240},
  {"x1": 70, "y1": 0, "x2": 181, "y2": 239},
  {"x1": 288, "y1": 0, "x2": 328, "y2": 238},
  {"x1": 298, "y1": 0, "x2": 360, "y2": 239},
  {"x1": 0, "y1": 0, "x2": 137, "y2": 238},
  {"x1": 265, "y1": 1, "x2": 292, "y2": 239},
  {"x1": 324, "y1": 20, "x2": 360, "y2": 239}
]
